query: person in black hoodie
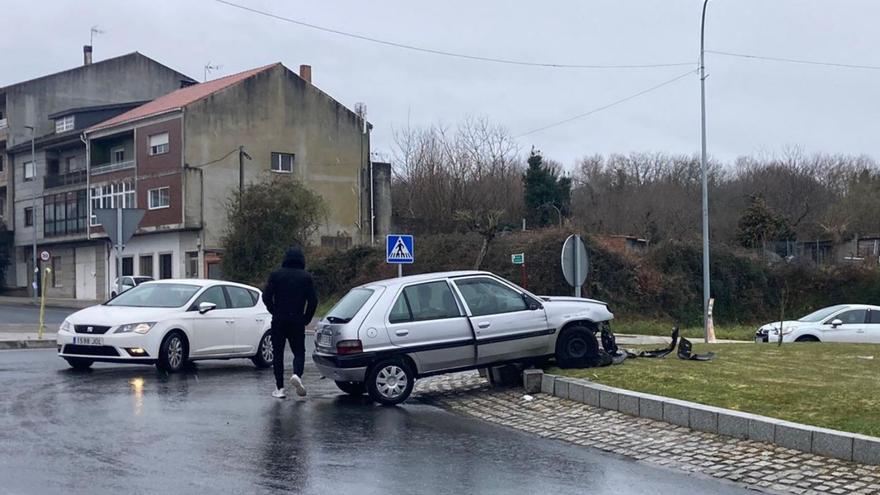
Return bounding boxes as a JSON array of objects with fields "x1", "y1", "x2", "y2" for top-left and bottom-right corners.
[{"x1": 262, "y1": 247, "x2": 317, "y2": 398}]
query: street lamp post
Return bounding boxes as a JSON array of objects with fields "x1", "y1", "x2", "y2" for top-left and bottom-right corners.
[
  {"x1": 700, "y1": 0, "x2": 711, "y2": 343},
  {"x1": 540, "y1": 202, "x2": 563, "y2": 228},
  {"x1": 24, "y1": 125, "x2": 37, "y2": 302}
]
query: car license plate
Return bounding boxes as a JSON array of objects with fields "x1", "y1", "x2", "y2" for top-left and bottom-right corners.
[
  {"x1": 73, "y1": 336, "x2": 104, "y2": 346},
  {"x1": 317, "y1": 332, "x2": 332, "y2": 347}
]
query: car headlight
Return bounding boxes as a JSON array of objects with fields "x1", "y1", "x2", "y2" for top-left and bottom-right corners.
[
  {"x1": 60, "y1": 320, "x2": 73, "y2": 333},
  {"x1": 114, "y1": 322, "x2": 156, "y2": 334},
  {"x1": 769, "y1": 327, "x2": 794, "y2": 336}
]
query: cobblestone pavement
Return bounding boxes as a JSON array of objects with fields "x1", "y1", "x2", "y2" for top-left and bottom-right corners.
[{"x1": 414, "y1": 372, "x2": 880, "y2": 495}]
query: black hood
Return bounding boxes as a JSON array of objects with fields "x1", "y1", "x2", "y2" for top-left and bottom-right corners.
[{"x1": 281, "y1": 247, "x2": 306, "y2": 269}]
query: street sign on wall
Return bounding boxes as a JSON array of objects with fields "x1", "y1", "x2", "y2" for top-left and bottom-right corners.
[{"x1": 561, "y1": 235, "x2": 589, "y2": 297}]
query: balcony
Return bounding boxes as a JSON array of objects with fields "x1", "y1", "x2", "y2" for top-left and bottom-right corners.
[
  {"x1": 91, "y1": 160, "x2": 135, "y2": 176},
  {"x1": 44, "y1": 170, "x2": 87, "y2": 189}
]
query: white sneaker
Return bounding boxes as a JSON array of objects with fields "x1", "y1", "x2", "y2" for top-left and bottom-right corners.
[
  {"x1": 290, "y1": 375, "x2": 307, "y2": 397},
  {"x1": 272, "y1": 388, "x2": 286, "y2": 399}
]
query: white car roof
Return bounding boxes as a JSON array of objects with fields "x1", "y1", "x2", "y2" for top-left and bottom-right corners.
[
  {"x1": 359, "y1": 270, "x2": 494, "y2": 290},
  {"x1": 144, "y1": 279, "x2": 260, "y2": 291}
]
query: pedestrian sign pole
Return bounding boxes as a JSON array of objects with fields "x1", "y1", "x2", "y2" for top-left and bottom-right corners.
[
  {"x1": 38, "y1": 266, "x2": 51, "y2": 340},
  {"x1": 386, "y1": 234, "x2": 414, "y2": 277},
  {"x1": 511, "y1": 253, "x2": 526, "y2": 289}
]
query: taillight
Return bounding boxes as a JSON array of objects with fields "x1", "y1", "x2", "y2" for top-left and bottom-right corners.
[{"x1": 336, "y1": 340, "x2": 363, "y2": 355}]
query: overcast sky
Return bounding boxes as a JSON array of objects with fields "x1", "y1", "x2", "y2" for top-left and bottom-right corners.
[{"x1": 3, "y1": 0, "x2": 879, "y2": 168}]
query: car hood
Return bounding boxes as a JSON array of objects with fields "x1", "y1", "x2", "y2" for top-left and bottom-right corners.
[
  {"x1": 67, "y1": 305, "x2": 183, "y2": 326},
  {"x1": 540, "y1": 296, "x2": 613, "y2": 322},
  {"x1": 759, "y1": 320, "x2": 807, "y2": 331}
]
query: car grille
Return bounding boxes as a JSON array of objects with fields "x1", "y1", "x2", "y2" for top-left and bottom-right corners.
[
  {"x1": 74, "y1": 325, "x2": 111, "y2": 334},
  {"x1": 62, "y1": 344, "x2": 119, "y2": 356}
]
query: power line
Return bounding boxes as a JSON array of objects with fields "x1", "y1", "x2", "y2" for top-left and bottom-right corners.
[
  {"x1": 707, "y1": 50, "x2": 880, "y2": 71},
  {"x1": 213, "y1": 0, "x2": 694, "y2": 70},
  {"x1": 516, "y1": 69, "x2": 697, "y2": 138}
]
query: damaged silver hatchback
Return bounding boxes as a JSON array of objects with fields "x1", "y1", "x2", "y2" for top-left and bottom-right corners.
[{"x1": 312, "y1": 271, "x2": 614, "y2": 405}]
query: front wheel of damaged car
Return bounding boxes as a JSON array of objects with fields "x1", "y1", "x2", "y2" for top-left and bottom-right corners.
[
  {"x1": 156, "y1": 332, "x2": 188, "y2": 373},
  {"x1": 555, "y1": 324, "x2": 600, "y2": 368},
  {"x1": 366, "y1": 358, "x2": 415, "y2": 406}
]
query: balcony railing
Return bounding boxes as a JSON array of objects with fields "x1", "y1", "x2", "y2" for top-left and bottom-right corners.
[
  {"x1": 0, "y1": 118, "x2": 7, "y2": 129},
  {"x1": 91, "y1": 160, "x2": 135, "y2": 176},
  {"x1": 44, "y1": 170, "x2": 87, "y2": 189}
]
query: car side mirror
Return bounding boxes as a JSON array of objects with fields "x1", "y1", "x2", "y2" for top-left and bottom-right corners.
[
  {"x1": 523, "y1": 294, "x2": 542, "y2": 311},
  {"x1": 830, "y1": 318, "x2": 843, "y2": 328},
  {"x1": 199, "y1": 302, "x2": 217, "y2": 314}
]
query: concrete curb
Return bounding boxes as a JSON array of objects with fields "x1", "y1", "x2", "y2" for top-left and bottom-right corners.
[
  {"x1": 0, "y1": 339, "x2": 57, "y2": 350},
  {"x1": 532, "y1": 370, "x2": 880, "y2": 465}
]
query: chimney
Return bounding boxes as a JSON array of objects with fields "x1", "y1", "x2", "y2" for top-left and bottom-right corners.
[
  {"x1": 83, "y1": 45, "x2": 93, "y2": 66},
  {"x1": 299, "y1": 64, "x2": 312, "y2": 84}
]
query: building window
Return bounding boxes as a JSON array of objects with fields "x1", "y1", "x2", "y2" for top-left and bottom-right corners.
[
  {"x1": 90, "y1": 181, "x2": 135, "y2": 226},
  {"x1": 67, "y1": 156, "x2": 81, "y2": 172},
  {"x1": 139, "y1": 255, "x2": 154, "y2": 277},
  {"x1": 24, "y1": 207, "x2": 33, "y2": 227},
  {"x1": 148, "y1": 133, "x2": 169, "y2": 156},
  {"x1": 111, "y1": 147, "x2": 125, "y2": 163},
  {"x1": 148, "y1": 187, "x2": 170, "y2": 210},
  {"x1": 270, "y1": 152, "x2": 294, "y2": 173},
  {"x1": 24, "y1": 161, "x2": 35, "y2": 181},
  {"x1": 55, "y1": 115, "x2": 75, "y2": 133},
  {"x1": 0, "y1": 198, "x2": 5, "y2": 218},
  {"x1": 186, "y1": 251, "x2": 199, "y2": 278},
  {"x1": 159, "y1": 253, "x2": 173, "y2": 279},
  {"x1": 122, "y1": 257, "x2": 134, "y2": 276},
  {"x1": 44, "y1": 190, "x2": 87, "y2": 237},
  {"x1": 0, "y1": 155, "x2": 4, "y2": 172},
  {"x1": 52, "y1": 257, "x2": 62, "y2": 288}
]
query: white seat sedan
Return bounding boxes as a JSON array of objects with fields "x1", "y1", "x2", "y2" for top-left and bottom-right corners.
[
  {"x1": 57, "y1": 279, "x2": 274, "y2": 372},
  {"x1": 755, "y1": 304, "x2": 880, "y2": 344}
]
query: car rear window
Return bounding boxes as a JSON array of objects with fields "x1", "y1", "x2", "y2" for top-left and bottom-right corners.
[{"x1": 326, "y1": 289, "x2": 374, "y2": 323}]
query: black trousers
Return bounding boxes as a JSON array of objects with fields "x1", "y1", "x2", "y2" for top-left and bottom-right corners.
[{"x1": 271, "y1": 319, "x2": 305, "y2": 389}]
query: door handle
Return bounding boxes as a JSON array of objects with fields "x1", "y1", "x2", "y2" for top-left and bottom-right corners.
[
  {"x1": 395, "y1": 329, "x2": 409, "y2": 337},
  {"x1": 477, "y1": 322, "x2": 491, "y2": 329}
]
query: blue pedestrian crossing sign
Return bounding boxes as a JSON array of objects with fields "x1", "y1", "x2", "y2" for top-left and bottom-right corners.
[{"x1": 386, "y1": 235, "x2": 414, "y2": 264}]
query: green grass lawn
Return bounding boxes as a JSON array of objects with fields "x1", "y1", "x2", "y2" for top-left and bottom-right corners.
[
  {"x1": 550, "y1": 342, "x2": 880, "y2": 437},
  {"x1": 614, "y1": 320, "x2": 757, "y2": 341}
]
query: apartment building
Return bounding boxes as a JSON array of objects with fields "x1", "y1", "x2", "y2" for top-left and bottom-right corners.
[
  {"x1": 2, "y1": 50, "x2": 194, "y2": 298},
  {"x1": 83, "y1": 63, "x2": 390, "y2": 297}
]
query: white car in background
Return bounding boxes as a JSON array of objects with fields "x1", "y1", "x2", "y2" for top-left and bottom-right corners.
[
  {"x1": 57, "y1": 280, "x2": 274, "y2": 372},
  {"x1": 111, "y1": 276, "x2": 154, "y2": 298},
  {"x1": 755, "y1": 304, "x2": 880, "y2": 344}
]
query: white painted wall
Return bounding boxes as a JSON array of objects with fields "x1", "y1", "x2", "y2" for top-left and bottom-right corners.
[{"x1": 104, "y1": 231, "x2": 199, "y2": 294}]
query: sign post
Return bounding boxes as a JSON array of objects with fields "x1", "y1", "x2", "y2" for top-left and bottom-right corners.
[
  {"x1": 561, "y1": 235, "x2": 589, "y2": 297},
  {"x1": 511, "y1": 253, "x2": 526, "y2": 289},
  {"x1": 95, "y1": 208, "x2": 146, "y2": 295},
  {"x1": 38, "y1": 265, "x2": 51, "y2": 340},
  {"x1": 386, "y1": 234, "x2": 414, "y2": 277}
]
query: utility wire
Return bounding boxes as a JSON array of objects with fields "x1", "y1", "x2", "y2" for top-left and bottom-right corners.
[
  {"x1": 214, "y1": 0, "x2": 694, "y2": 70},
  {"x1": 707, "y1": 49, "x2": 880, "y2": 71},
  {"x1": 516, "y1": 69, "x2": 697, "y2": 138}
]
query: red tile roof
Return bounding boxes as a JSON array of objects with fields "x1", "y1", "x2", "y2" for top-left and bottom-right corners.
[{"x1": 87, "y1": 63, "x2": 278, "y2": 133}]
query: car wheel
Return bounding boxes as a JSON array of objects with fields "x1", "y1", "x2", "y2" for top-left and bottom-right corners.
[
  {"x1": 555, "y1": 324, "x2": 600, "y2": 368},
  {"x1": 795, "y1": 335, "x2": 820, "y2": 343},
  {"x1": 366, "y1": 358, "x2": 414, "y2": 406},
  {"x1": 157, "y1": 332, "x2": 188, "y2": 373},
  {"x1": 251, "y1": 332, "x2": 273, "y2": 368},
  {"x1": 335, "y1": 381, "x2": 366, "y2": 395},
  {"x1": 65, "y1": 357, "x2": 93, "y2": 370}
]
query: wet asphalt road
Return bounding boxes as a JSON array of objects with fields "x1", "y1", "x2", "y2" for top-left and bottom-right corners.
[
  {"x1": 0, "y1": 347, "x2": 754, "y2": 495},
  {"x1": 0, "y1": 304, "x2": 74, "y2": 324}
]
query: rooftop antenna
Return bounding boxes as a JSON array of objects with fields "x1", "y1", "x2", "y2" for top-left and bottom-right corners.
[
  {"x1": 90, "y1": 25, "x2": 105, "y2": 47},
  {"x1": 204, "y1": 62, "x2": 222, "y2": 82}
]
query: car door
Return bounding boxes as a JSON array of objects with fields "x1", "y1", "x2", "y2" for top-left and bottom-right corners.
[
  {"x1": 866, "y1": 309, "x2": 880, "y2": 344},
  {"x1": 384, "y1": 280, "x2": 474, "y2": 373},
  {"x1": 452, "y1": 276, "x2": 550, "y2": 366},
  {"x1": 225, "y1": 285, "x2": 267, "y2": 355},
  {"x1": 186, "y1": 285, "x2": 236, "y2": 356},
  {"x1": 821, "y1": 309, "x2": 867, "y2": 343}
]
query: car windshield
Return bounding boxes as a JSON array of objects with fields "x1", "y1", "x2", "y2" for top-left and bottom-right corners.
[
  {"x1": 133, "y1": 277, "x2": 153, "y2": 284},
  {"x1": 798, "y1": 305, "x2": 848, "y2": 323},
  {"x1": 326, "y1": 288, "x2": 374, "y2": 323},
  {"x1": 106, "y1": 283, "x2": 201, "y2": 308}
]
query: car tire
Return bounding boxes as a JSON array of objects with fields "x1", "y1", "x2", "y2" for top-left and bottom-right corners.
[
  {"x1": 795, "y1": 335, "x2": 820, "y2": 343},
  {"x1": 335, "y1": 381, "x2": 367, "y2": 395},
  {"x1": 156, "y1": 332, "x2": 188, "y2": 373},
  {"x1": 555, "y1": 324, "x2": 600, "y2": 368},
  {"x1": 65, "y1": 357, "x2": 93, "y2": 370},
  {"x1": 251, "y1": 332, "x2": 273, "y2": 369},
  {"x1": 366, "y1": 358, "x2": 415, "y2": 406}
]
